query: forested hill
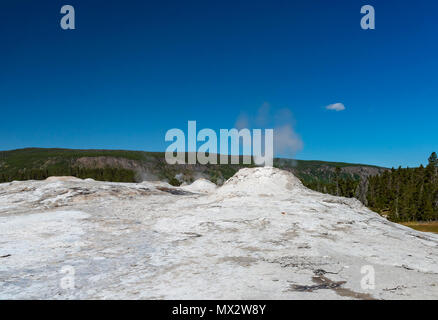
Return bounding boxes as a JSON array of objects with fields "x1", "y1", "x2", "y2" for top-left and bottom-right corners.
[
  {"x1": 3, "y1": 148, "x2": 438, "y2": 222},
  {"x1": 0, "y1": 148, "x2": 384, "y2": 190}
]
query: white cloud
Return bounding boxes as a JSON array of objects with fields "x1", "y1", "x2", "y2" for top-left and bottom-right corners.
[{"x1": 325, "y1": 103, "x2": 346, "y2": 112}]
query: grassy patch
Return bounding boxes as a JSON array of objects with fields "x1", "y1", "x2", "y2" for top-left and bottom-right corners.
[{"x1": 401, "y1": 222, "x2": 438, "y2": 234}]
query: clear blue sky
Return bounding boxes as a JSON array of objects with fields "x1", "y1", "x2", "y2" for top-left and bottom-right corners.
[{"x1": 1, "y1": 0, "x2": 437, "y2": 168}]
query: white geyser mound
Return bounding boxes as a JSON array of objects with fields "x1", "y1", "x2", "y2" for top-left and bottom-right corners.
[
  {"x1": 182, "y1": 178, "x2": 217, "y2": 194},
  {"x1": 45, "y1": 176, "x2": 83, "y2": 182},
  {"x1": 216, "y1": 166, "x2": 304, "y2": 197},
  {"x1": 2, "y1": 166, "x2": 438, "y2": 299}
]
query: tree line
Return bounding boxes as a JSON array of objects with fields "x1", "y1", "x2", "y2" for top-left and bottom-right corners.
[
  {"x1": 367, "y1": 152, "x2": 438, "y2": 222},
  {"x1": 303, "y1": 167, "x2": 361, "y2": 199},
  {"x1": 304, "y1": 153, "x2": 438, "y2": 222},
  {"x1": 0, "y1": 167, "x2": 136, "y2": 183}
]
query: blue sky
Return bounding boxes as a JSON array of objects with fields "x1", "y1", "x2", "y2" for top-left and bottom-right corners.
[{"x1": 1, "y1": 0, "x2": 437, "y2": 168}]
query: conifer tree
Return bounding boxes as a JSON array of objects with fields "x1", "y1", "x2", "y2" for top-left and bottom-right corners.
[{"x1": 428, "y1": 152, "x2": 438, "y2": 167}]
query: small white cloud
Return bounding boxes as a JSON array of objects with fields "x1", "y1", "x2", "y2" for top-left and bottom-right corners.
[{"x1": 325, "y1": 103, "x2": 346, "y2": 112}]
